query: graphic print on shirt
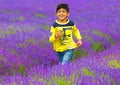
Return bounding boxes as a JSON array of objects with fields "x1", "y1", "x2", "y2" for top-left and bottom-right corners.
[
  {"x1": 50, "y1": 32, "x2": 53, "y2": 36},
  {"x1": 59, "y1": 28, "x2": 72, "y2": 45}
]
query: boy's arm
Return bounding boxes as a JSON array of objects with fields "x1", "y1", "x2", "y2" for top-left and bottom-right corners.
[
  {"x1": 49, "y1": 26, "x2": 55, "y2": 43},
  {"x1": 72, "y1": 24, "x2": 82, "y2": 40},
  {"x1": 72, "y1": 24, "x2": 82, "y2": 47}
]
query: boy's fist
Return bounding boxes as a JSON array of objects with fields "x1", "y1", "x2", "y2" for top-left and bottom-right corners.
[
  {"x1": 76, "y1": 39, "x2": 82, "y2": 47},
  {"x1": 55, "y1": 30, "x2": 63, "y2": 38}
]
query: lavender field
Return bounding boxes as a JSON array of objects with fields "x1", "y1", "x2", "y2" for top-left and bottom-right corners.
[{"x1": 0, "y1": 0, "x2": 120, "y2": 85}]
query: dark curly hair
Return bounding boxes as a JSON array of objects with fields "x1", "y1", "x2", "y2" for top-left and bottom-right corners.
[{"x1": 56, "y1": 4, "x2": 69, "y2": 13}]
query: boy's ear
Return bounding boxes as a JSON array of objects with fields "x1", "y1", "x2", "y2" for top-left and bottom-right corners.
[
  {"x1": 67, "y1": 13, "x2": 70, "y2": 16},
  {"x1": 56, "y1": 13, "x2": 58, "y2": 16}
]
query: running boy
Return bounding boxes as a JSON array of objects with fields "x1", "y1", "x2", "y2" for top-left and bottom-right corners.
[{"x1": 49, "y1": 4, "x2": 82, "y2": 65}]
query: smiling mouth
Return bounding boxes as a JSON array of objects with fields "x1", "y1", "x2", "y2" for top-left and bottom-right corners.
[{"x1": 59, "y1": 16, "x2": 64, "y2": 18}]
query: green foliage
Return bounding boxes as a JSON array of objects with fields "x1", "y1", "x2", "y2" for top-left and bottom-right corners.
[
  {"x1": 6, "y1": 30, "x2": 11, "y2": 35},
  {"x1": 39, "y1": 77, "x2": 52, "y2": 85},
  {"x1": 13, "y1": 82, "x2": 17, "y2": 85},
  {"x1": 70, "y1": 73, "x2": 76, "y2": 85},
  {"x1": 108, "y1": 59, "x2": 120, "y2": 69},
  {"x1": 82, "y1": 67, "x2": 95, "y2": 76},
  {"x1": 93, "y1": 30, "x2": 103, "y2": 37},
  {"x1": 39, "y1": 78, "x2": 46, "y2": 84},
  {"x1": 104, "y1": 34, "x2": 116, "y2": 45},
  {"x1": 92, "y1": 42, "x2": 105, "y2": 52},
  {"x1": 0, "y1": 78, "x2": 2, "y2": 83},
  {"x1": 53, "y1": 76, "x2": 71, "y2": 85},
  {"x1": 19, "y1": 16, "x2": 25, "y2": 21},
  {"x1": 5, "y1": 25, "x2": 17, "y2": 35},
  {"x1": 100, "y1": 73, "x2": 116, "y2": 85},
  {"x1": 0, "y1": 55, "x2": 3, "y2": 60},
  {"x1": 41, "y1": 39, "x2": 47, "y2": 48},
  {"x1": 0, "y1": 64, "x2": 2, "y2": 68},
  {"x1": 11, "y1": 66, "x2": 15, "y2": 71},
  {"x1": 74, "y1": 50, "x2": 82, "y2": 58},
  {"x1": 6, "y1": 69, "x2": 11, "y2": 75},
  {"x1": 28, "y1": 38, "x2": 34, "y2": 43},
  {"x1": 11, "y1": 49, "x2": 16, "y2": 54},
  {"x1": 47, "y1": 80, "x2": 52, "y2": 85},
  {"x1": 11, "y1": 64, "x2": 25, "y2": 75},
  {"x1": 51, "y1": 73, "x2": 77, "y2": 85},
  {"x1": 73, "y1": 49, "x2": 87, "y2": 59},
  {"x1": 28, "y1": 38, "x2": 40, "y2": 45},
  {"x1": 93, "y1": 30, "x2": 116, "y2": 45},
  {"x1": 35, "y1": 13, "x2": 45, "y2": 18},
  {"x1": 0, "y1": 30, "x2": 5, "y2": 38},
  {"x1": 19, "y1": 64, "x2": 25, "y2": 75},
  {"x1": 38, "y1": 74, "x2": 76, "y2": 85},
  {"x1": 42, "y1": 25, "x2": 50, "y2": 30},
  {"x1": 0, "y1": 55, "x2": 6, "y2": 62}
]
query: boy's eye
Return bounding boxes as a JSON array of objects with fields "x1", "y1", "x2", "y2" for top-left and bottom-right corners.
[
  {"x1": 62, "y1": 11, "x2": 66, "y2": 13},
  {"x1": 57, "y1": 9, "x2": 67, "y2": 13},
  {"x1": 58, "y1": 10, "x2": 66, "y2": 13}
]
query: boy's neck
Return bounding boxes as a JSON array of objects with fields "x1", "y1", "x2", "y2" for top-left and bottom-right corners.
[{"x1": 57, "y1": 19, "x2": 68, "y2": 23}]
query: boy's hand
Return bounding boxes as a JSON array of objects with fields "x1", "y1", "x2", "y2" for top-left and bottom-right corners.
[
  {"x1": 76, "y1": 39, "x2": 82, "y2": 47},
  {"x1": 55, "y1": 30, "x2": 63, "y2": 38}
]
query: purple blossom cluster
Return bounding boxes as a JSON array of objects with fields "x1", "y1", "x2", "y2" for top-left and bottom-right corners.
[{"x1": 0, "y1": 0, "x2": 120, "y2": 85}]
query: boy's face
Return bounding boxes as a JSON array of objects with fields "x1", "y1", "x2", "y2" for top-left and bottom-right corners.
[{"x1": 56, "y1": 8, "x2": 69, "y2": 21}]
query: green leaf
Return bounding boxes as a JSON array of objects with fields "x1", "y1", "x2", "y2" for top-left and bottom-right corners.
[
  {"x1": 93, "y1": 30, "x2": 103, "y2": 37},
  {"x1": 19, "y1": 16, "x2": 25, "y2": 21},
  {"x1": 0, "y1": 78, "x2": 2, "y2": 83},
  {"x1": 108, "y1": 59, "x2": 120, "y2": 69},
  {"x1": 53, "y1": 76, "x2": 71, "y2": 85},
  {"x1": 74, "y1": 50, "x2": 82, "y2": 58},
  {"x1": 92, "y1": 42, "x2": 105, "y2": 52},
  {"x1": 35, "y1": 13, "x2": 45, "y2": 18},
  {"x1": 82, "y1": 67, "x2": 95, "y2": 76},
  {"x1": 42, "y1": 25, "x2": 50, "y2": 30},
  {"x1": 19, "y1": 64, "x2": 25, "y2": 75}
]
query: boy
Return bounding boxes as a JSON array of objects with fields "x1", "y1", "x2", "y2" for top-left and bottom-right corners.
[{"x1": 49, "y1": 4, "x2": 82, "y2": 65}]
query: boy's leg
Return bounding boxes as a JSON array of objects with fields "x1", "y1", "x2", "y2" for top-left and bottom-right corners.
[
  {"x1": 56, "y1": 52, "x2": 64, "y2": 62},
  {"x1": 62, "y1": 49, "x2": 74, "y2": 65}
]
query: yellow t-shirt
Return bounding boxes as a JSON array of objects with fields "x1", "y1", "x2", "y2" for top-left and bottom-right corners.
[{"x1": 49, "y1": 20, "x2": 82, "y2": 52}]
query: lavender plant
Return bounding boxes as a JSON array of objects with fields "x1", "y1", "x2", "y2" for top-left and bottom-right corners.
[{"x1": 0, "y1": 0, "x2": 120, "y2": 85}]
